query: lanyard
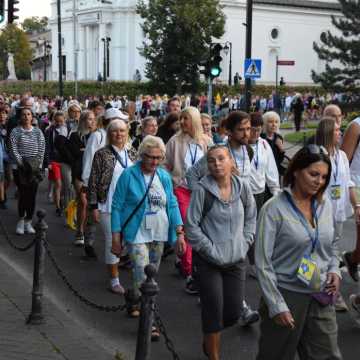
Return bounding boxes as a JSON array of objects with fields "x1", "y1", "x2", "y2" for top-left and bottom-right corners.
[
  {"x1": 332, "y1": 151, "x2": 339, "y2": 184},
  {"x1": 188, "y1": 144, "x2": 198, "y2": 165},
  {"x1": 229, "y1": 145, "x2": 246, "y2": 174},
  {"x1": 142, "y1": 172, "x2": 156, "y2": 210},
  {"x1": 284, "y1": 192, "x2": 319, "y2": 254},
  {"x1": 110, "y1": 146, "x2": 128, "y2": 169},
  {"x1": 253, "y1": 142, "x2": 259, "y2": 170}
]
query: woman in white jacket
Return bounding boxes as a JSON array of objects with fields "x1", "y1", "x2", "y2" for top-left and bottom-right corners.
[{"x1": 315, "y1": 116, "x2": 360, "y2": 311}]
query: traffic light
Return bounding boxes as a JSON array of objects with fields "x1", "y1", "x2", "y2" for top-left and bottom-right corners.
[
  {"x1": 8, "y1": 0, "x2": 20, "y2": 24},
  {"x1": 0, "y1": 0, "x2": 5, "y2": 23},
  {"x1": 199, "y1": 59, "x2": 210, "y2": 79},
  {"x1": 209, "y1": 43, "x2": 223, "y2": 79}
]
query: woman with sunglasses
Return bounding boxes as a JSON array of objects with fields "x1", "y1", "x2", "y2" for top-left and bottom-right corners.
[
  {"x1": 255, "y1": 145, "x2": 342, "y2": 360},
  {"x1": 185, "y1": 145, "x2": 256, "y2": 360},
  {"x1": 315, "y1": 116, "x2": 360, "y2": 311},
  {"x1": 111, "y1": 136, "x2": 183, "y2": 326},
  {"x1": 165, "y1": 106, "x2": 210, "y2": 294}
]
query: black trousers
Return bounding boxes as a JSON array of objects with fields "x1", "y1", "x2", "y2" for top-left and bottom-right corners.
[
  {"x1": 193, "y1": 252, "x2": 246, "y2": 334},
  {"x1": 13, "y1": 170, "x2": 38, "y2": 220}
]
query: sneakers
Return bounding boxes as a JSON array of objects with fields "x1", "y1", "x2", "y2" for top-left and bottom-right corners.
[
  {"x1": 185, "y1": 276, "x2": 199, "y2": 295},
  {"x1": 73, "y1": 232, "x2": 85, "y2": 246},
  {"x1": 349, "y1": 294, "x2": 360, "y2": 327},
  {"x1": 238, "y1": 301, "x2": 260, "y2": 326},
  {"x1": 24, "y1": 221, "x2": 36, "y2": 234},
  {"x1": 109, "y1": 279, "x2": 125, "y2": 295},
  {"x1": 16, "y1": 219, "x2": 25, "y2": 235},
  {"x1": 84, "y1": 244, "x2": 97, "y2": 259},
  {"x1": 335, "y1": 293, "x2": 348, "y2": 312},
  {"x1": 55, "y1": 208, "x2": 62, "y2": 217},
  {"x1": 342, "y1": 252, "x2": 359, "y2": 282}
]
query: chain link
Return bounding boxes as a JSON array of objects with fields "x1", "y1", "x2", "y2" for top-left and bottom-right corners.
[
  {"x1": 42, "y1": 238, "x2": 126, "y2": 312},
  {"x1": 153, "y1": 303, "x2": 181, "y2": 360},
  {"x1": 0, "y1": 217, "x2": 36, "y2": 252}
]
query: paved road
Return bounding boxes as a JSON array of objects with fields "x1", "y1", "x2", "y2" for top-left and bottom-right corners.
[{"x1": 1, "y1": 181, "x2": 360, "y2": 360}]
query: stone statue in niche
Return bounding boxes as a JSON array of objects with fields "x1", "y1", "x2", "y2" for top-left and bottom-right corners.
[{"x1": 7, "y1": 53, "x2": 17, "y2": 81}]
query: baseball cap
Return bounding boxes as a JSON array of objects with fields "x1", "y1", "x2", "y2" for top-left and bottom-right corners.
[{"x1": 104, "y1": 107, "x2": 129, "y2": 122}]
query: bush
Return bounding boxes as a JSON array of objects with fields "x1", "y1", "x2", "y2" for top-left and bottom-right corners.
[
  {"x1": 284, "y1": 130, "x2": 316, "y2": 144},
  {"x1": 0, "y1": 80, "x2": 326, "y2": 100}
]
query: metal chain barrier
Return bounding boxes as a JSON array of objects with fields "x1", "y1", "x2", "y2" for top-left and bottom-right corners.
[
  {"x1": 42, "y1": 238, "x2": 126, "y2": 313},
  {"x1": 0, "y1": 217, "x2": 36, "y2": 252},
  {"x1": 153, "y1": 303, "x2": 181, "y2": 360}
]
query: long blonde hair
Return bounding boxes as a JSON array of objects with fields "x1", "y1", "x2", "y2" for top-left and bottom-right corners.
[{"x1": 179, "y1": 106, "x2": 205, "y2": 143}]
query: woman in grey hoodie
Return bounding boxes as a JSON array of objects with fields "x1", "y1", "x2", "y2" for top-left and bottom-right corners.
[
  {"x1": 185, "y1": 145, "x2": 256, "y2": 360},
  {"x1": 255, "y1": 145, "x2": 342, "y2": 360}
]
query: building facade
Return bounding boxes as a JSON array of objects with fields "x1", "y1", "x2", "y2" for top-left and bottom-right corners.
[{"x1": 50, "y1": 0, "x2": 340, "y2": 85}]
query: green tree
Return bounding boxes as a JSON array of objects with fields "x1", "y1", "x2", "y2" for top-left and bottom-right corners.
[
  {"x1": 22, "y1": 16, "x2": 49, "y2": 34},
  {"x1": 0, "y1": 24, "x2": 33, "y2": 80},
  {"x1": 137, "y1": 0, "x2": 226, "y2": 94},
  {"x1": 312, "y1": 0, "x2": 360, "y2": 92}
]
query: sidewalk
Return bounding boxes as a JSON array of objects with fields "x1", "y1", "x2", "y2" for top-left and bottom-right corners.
[{"x1": 0, "y1": 252, "x2": 118, "y2": 360}]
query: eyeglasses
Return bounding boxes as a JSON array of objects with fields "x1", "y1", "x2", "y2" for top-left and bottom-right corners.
[
  {"x1": 306, "y1": 144, "x2": 329, "y2": 156},
  {"x1": 143, "y1": 153, "x2": 163, "y2": 161}
]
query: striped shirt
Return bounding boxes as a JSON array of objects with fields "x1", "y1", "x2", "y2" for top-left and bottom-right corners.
[{"x1": 9, "y1": 126, "x2": 45, "y2": 167}]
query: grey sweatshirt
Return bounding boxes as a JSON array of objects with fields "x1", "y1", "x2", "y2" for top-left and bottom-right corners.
[
  {"x1": 185, "y1": 174, "x2": 257, "y2": 267},
  {"x1": 255, "y1": 188, "x2": 340, "y2": 318}
]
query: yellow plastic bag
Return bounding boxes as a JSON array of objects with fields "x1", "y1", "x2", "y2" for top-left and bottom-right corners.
[{"x1": 65, "y1": 200, "x2": 77, "y2": 230}]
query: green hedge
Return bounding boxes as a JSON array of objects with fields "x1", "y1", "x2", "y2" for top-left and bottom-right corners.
[
  {"x1": 0, "y1": 80, "x2": 326, "y2": 99},
  {"x1": 284, "y1": 130, "x2": 316, "y2": 144}
]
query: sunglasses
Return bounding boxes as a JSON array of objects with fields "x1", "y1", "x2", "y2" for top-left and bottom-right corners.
[
  {"x1": 143, "y1": 153, "x2": 163, "y2": 161},
  {"x1": 306, "y1": 144, "x2": 329, "y2": 156}
]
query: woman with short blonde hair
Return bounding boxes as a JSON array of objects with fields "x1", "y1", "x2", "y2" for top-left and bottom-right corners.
[{"x1": 165, "y1": 106, "x2": 211, "y2": 294}]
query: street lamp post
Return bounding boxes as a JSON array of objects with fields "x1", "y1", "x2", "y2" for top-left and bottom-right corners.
[
  {"x1": 106, "y1": 37, "x2": 111, "y2": 78},
  {"x1": 223, "y1": 41, "x2": 232, "y2": 86},
  {"x1": 57, "y1": 0, "x2": 63, "y2": 97},
  {"x1": 43, "y1": 41, "x2": 51, "y2": 82},
  {"x1": 244, "y1": 0, "x2": 253, "y2": 112}
]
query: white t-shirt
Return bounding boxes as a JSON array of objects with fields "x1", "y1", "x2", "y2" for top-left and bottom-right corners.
[
  {"x1": 184, "y1": 143, "x2": 204, "y2": 171},
  {"x1": 133, "y1": 174, "x2": 169, "y2": 244},
  {"x1": 98, "y1": 147, "x2": 133, "y2": 213}
]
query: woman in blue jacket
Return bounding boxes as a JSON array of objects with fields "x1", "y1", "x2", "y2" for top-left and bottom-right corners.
[{"x1": 111, "y1": 135, "x2": 183, "y2": 324}]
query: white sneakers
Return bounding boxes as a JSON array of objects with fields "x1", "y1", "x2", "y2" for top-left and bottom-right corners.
[
  {"x1": 16, "y1": 219, "x2": 35, "y2": 235},
  {"x1": 16, "y1": 219, "x2": 25, "y2": 235}
]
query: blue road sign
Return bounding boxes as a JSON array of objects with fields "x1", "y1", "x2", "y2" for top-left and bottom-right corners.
[{"x1": 244, "y1": 59, "x2": 261, "y2": 79}]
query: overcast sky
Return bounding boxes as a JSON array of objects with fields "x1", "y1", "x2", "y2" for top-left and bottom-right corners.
[{"x1": 19, "y1": 0, "x2": 51, "y2": 22}]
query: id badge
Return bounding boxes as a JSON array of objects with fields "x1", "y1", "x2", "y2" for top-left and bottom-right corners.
[
  {"x1": 145, "y1": 212, "x2": 156, "y2": 230},
  {"x1": 297, "y1": 255, "x2": 317, "y2": 286},
  {"x1": 330, "y1": 185, "x2": 341, "y2": 200}
]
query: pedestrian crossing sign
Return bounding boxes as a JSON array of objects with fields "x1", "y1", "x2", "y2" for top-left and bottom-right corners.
[{"x1": 244, "y1": 59, "x2": 261, "y2": 79}]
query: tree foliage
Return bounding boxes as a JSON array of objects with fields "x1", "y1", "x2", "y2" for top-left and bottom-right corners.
[
  {"x1": 22, "y1": 16, "x2": 49, "y2": 34},
  {"x1": 0, "y1": 24, "x2": 33, "y2": 80},
  {"x1": 137, "y1": 0, "x2": 226, "y2": 94},
  {"x1": 312, "y1": 0, "x2": 360, "y2": 92}
]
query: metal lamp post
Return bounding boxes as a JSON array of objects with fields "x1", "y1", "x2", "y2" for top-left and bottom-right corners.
[
  {"x1": 101, "y1": 38, "x2": 106, "y2": 81},
  {"x1": 223, "y1": 41, "x2": 232, "y2": 86},
  {"x1": 106, "y1": 37, "x2": 111, "y2": 79}
]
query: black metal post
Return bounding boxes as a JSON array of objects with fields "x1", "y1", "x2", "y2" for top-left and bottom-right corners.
[
  {"x1": 57, "y1": 0, "x2": 63, "y2": 97},
  {"x1": 101, "y1": 38, "x2": 106, "y2": 82},
  {"x1": 229, "y1": 42, "x2": 232, "y2": 86},
  {"x1": 275, "y1": 55, "x2": 279, "y2": 95},
  {"x1": 106, "y1": 37, "x2": 111, "y2": 78},
  {"x1": 43, "y1": 42, "x2": 47, "y2": 82},
  {"x1": 27, "y1": 210, "x2": 48, "y2": 325},
  {"x1": 244, "y1": 0, "x2": 253, "y2": 112},
  {"x1": 135, "y1": 264, "x2": 159, "y2": 360}
]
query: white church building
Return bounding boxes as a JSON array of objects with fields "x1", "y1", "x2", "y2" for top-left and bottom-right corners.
[{"x1": 49, "y1": 0, "x2": 341, "y2": 85}]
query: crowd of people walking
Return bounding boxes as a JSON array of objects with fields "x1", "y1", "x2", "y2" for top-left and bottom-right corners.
[{"x1": 1, "y1": 90, "x2": 360, "y2": 360}]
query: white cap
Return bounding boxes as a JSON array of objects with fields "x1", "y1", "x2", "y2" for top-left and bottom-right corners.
[
  {"x1": 104, "y1": 107, "x2": 129, "y2": 122},
  {"x1": 67, "y1": 100, "x2": 81, "y2": 111}
]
